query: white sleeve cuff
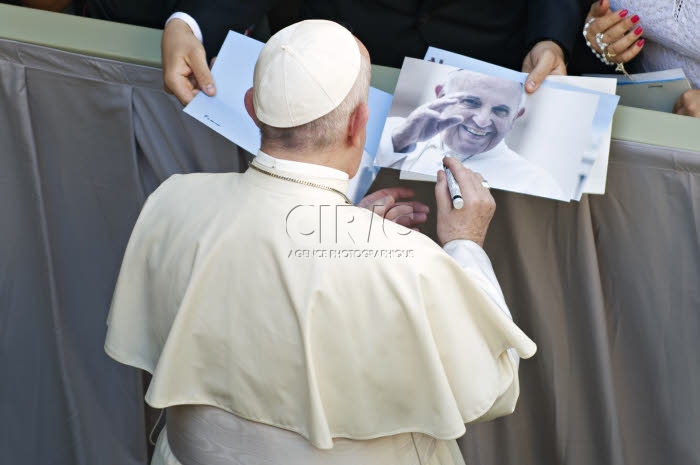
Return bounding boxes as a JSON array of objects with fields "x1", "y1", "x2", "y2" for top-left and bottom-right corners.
[
  {"x1": 443, "y1": 239, "x2": 518, "y2": 365},
  {"x1": 165, "y1": 12, "x2": 203, "y2": 43},
  {"x1": 443, "y1": 239, "x2": 509, "y2": 315}
]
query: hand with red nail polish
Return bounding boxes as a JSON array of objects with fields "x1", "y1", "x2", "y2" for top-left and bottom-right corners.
[
  {"x1": 582, "y1": 1, "x2": 645, "y2": 67},
  {"x1": 585, "y1": 1, "x2": 700, "y2": 97}
]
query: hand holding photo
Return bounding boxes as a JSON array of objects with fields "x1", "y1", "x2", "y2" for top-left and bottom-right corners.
[
  {"x1": 183, "y1": 30, "x2": 393, "y2": 203},
  {"x1": 375, "y1": 58, "x2": 599, "y2": 201},
  {"x1": 423, "y1": 47, "x2": 619, "y2": 198}
]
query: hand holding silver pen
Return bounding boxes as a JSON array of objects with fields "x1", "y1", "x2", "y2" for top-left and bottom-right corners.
[
  {"x1": 444, "y1": 167, "x2": 465, "y2": 210},
  {"x1": 444, "y1": 166, "x2": 490, "y2": 210},
  {"x1": 435, "y1": 157, "x2": 495, "y2": 247}
]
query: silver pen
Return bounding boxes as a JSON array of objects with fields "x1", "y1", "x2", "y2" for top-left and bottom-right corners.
[
  {"x1": 444, "y1": 166, "x2": 490, "y2": 209},
  {"x1": 444, "y1": 167, "x2": 464, "y2": 209}
]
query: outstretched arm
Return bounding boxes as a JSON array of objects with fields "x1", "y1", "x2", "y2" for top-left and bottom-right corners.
[
  {"x1": 163, "y1": 1, "x2": 275, "y2": 104},
  {"x1": 174, "y1": 0, "x2": 275, "y2": 57},
  {"x1": 522, "y1": 0, "x2": 583, "y2": 92}
]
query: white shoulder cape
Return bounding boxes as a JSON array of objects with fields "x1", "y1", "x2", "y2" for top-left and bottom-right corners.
[{"x1": 105, "y1": 167, "x2": 536, "y2": 449}]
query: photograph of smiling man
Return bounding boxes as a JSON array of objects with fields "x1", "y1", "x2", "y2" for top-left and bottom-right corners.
[{"x1": 375, "y1": 58, "x2": 599, "y2": 201}]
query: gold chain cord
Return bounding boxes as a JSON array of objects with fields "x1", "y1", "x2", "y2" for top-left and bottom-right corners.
[{"x1": 248, "y1": 162, "x2": 353, "y2": 205}]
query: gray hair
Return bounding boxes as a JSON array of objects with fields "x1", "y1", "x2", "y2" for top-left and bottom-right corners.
[
  {"x1": 444, "y1": 69, "x2": 526, "y2": 112},
  {"x1": 259, "y1": 54, "x2": 371, "y2": 151}
]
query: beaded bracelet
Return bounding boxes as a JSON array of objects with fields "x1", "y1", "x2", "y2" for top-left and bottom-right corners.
[{"x1": 582, "y1": 17, "x2": 631, "y2": 78}]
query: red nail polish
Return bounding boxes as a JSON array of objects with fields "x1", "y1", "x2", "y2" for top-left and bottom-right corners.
[
  {"x1": 600, "y1": 0, "x2": 604, "y2": 5},
  {"x1": 637, "y1": 39, "x2": 645, "y2": 47},
  {"x1": 631, "y1": 15, "x2": 640, "y2": 23},
  {"x1": 619, "y1": 9, "x2": 628, "y2": 17},
  {"x1": 634, "y1": 26, "x2": 643, "y2": 35}
]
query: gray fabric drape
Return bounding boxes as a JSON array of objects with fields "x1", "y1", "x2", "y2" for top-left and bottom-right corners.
[
  {"x1": 458, "y1": 141, "x2": 700, "y2": 465},
  {"x1": 0, "y1": 39, "x2": 244, "y2": 465},
  {"x1": 1, "y1": 38, "x2": 699, "y2": 465}
]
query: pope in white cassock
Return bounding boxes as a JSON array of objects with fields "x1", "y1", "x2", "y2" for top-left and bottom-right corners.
[
  {"x1": 105, "y1": 19, "x2": 537, "y2": 465},
  {"x1": 376, "y1": 69, "x2": 565, "y2": 199}
]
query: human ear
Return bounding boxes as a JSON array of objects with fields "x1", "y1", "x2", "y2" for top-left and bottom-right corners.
[
  {"x1": 244, "y1": 88, "x2": 261, "y2": 127},
  {"x1": 347, "y1": 102, "x2": 369, "y2": 149}
]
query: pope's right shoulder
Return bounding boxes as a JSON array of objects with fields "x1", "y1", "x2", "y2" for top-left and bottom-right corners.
[
  {"x1": 140, "y1": 172, "x2": 240, "y2": 219},
  {"x1": 146, "y1": 172, "x2": 233, "y2": 204}
]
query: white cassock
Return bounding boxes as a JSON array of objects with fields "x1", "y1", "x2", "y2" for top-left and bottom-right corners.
[
  {"x1": 105, "y1": 150, "x2": 537, "y2": 465},
  {"x1": 376, "y1": 117, "x2": 567, "y2": 200}
]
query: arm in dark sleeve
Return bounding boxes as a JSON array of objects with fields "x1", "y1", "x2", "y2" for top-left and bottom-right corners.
[
  {"x1": 175, "y1": 0, "x2": 278, "y2": 57},
  {"x1": 526, "y1": 0, "x2": 585, "y2": 62}
]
